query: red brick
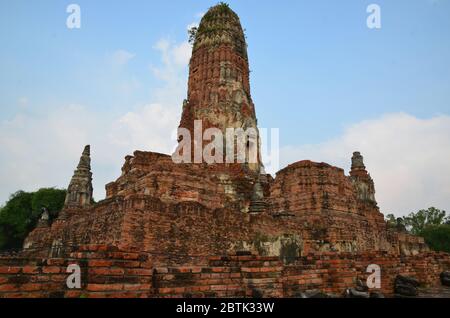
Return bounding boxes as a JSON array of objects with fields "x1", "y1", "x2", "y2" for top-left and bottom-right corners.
[
  {"x1": 47, "y1": 259, "x2": 66, "y2": 266},
  {"x1": 123, "y1": 284, "x2": 151, "y2": 291},
  {"x1": 114, "y1": 253, "x2": 139, "y2": 260},
  {"x1": 211, "y1": 267, "x2": 229, "y2": 273},
  {"x1": 116, "y1": 261, "x2": 140, "y2": 268},
  {"x1": 86, "y1": 284, "x2": 124, "y2": 292},
  {"x1": 20, "y1": 283, "x2": 42, "y2": 291},
  {"x1": 158, "y1": 287, "x2": 173, "y2": 294},
  {"x1": 154, "y1": 267, "x2": 168, "y2": 274},
  {"x1": 42, "y1": 266, "x2": 61, "y2": 274},
  {"x1": 23, "y1": 266, "x2": 40, "y2": 274},
  {"x1": 88, "y1": 260, "x2": 114, "y2": 267},
  {"x1": 0, "y1": 284, "x2": 19, "y2": 292},
  {"x1": 89, "y1": 268, "x2": 124, "y2": 276},
  {"x1": 191, "y1": 267, "x2": 202, "y2": 273},
  {"x1": 87, "y1": 292, "x2": 110, "y2": 298},
  {"x1": 260, "y1": 267, "x2": 280, "y2": 273},
  {"x1": 177, "y1": 267, "x2": 192, "y2": 273},
  {"x1": 4, "y1": 292, "x2": 46, "y2": 298},
  {"x1": 35, "y1": 275, "x2": 50, "y2": 283},
  {"x1": 189, "y1": 285, "x2": 211, "y2": 292},
  {"x1": 50, "y1": 274, "x2": 67, "y2": 282},
  {"x1": 65, "y1": 290, "x2": 84, "y2": 298},
  {"x1": 125, "y1": 268, "x2": 152, "y2": 276},
  {"x1": 0, "y1": 267, "x2": 21, "y2": 274}
]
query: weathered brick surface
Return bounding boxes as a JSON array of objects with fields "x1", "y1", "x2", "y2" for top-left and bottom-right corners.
[{"x1": 1, "y1": 246, "x2": 449, "y2": 298}]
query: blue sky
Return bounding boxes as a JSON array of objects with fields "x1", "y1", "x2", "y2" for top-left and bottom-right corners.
[{"x1": 1, "y1": 0, "x2": 450, "y2": 216}]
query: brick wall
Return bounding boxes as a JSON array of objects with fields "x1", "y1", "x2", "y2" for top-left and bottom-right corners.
[
  {"x1": 24, "y1": 150, "x2": 430, "y2": 260},
  {"x1": 1, "y1": 245, "x2": 449, "y2": 298},
  {"x1": 23, "y1": 196, "x2": 428, "y2": 266}
]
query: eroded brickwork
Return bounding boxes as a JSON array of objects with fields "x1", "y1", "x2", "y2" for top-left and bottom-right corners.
[{"x1": 1, "y1": 245, "x2": 449, "y2": 298}]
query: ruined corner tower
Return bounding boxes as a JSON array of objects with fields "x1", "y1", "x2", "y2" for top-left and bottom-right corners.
[
  {"x1": 64, "y1": 145, "x2": 93, "y2": 208},
  {"x1": 349, "y1": 151, "x2": 377, "y2": 206},
  {"x1": 177, "y1": 3, "x2": 262, "y2": 172}
]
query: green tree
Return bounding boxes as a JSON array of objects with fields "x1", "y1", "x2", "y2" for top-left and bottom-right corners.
[
  {"x1": 31, "y1": 188, "x2": 66, "y2": 222},
  {"x1": 0, "y1": 188, "x2": 66, "y2": 251},
  {"x1": 385, "y1": 213, "x2": 407, "y2": 232},
  {"x1": 0, "y1": 191, "x2": 33, "y2": 250},
  {"x1": 385, "y1": 213, "x2": 396, "y2": 227},
  {"x1": 396, "y1": 207, "x2": 450, "y2": 253},
  {"x1": 420, "y1": 225, "x2": 450, "y2": 253},
  {"x1": 403, "y1": 207, "x2": 448, "y2": 235},
  {"x1": 188, "y1": 26, "x2": 198, "y2": 44}
]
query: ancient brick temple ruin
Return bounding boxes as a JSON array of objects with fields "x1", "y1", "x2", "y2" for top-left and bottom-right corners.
[{"x1": 1, "y1": 4, "x2": 449, "y2": 298}]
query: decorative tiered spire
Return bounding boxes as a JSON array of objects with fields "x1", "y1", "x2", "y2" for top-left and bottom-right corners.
[
  {"x1": 36, "y1": 207, "x2": 50, "y2": 228},
  {"x1": 64, "y1": 145, "x2": 93, "y2": 208},
  {"x1": 349, "y1": 151, "x2": 377, "y2": 205},
  {"x1": 351, "y1": 151, "x2": 366, "y2": 171},
  {"x1": 176, "y1": 3, "x2": 262, "y2": 172}
]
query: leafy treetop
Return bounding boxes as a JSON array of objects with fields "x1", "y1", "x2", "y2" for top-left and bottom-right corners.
[{"x1": 0, "y1": 188, "x2": 66, "y2": 251}]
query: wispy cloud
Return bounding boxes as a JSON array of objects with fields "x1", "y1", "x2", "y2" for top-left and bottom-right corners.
[
  {"x1": 17, "y1": 97, "x2": 28, "y2": 108},
  {"x1": 109, "y1": 49, "x2": 136, "y2": 66}
]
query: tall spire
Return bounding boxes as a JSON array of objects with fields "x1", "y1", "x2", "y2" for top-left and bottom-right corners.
[
  {"x1": 349, "y1": 151, "x2": 377, "y2": 206},
  {"x1": 64, "y1": 145, "x2": 93, "y2": 208},
  {"x1": 351, "y1": 151, "x2": 366, "y2": 171},
  {"x1": 177, "y1": 3, "x2": 262, "y2": 172}
]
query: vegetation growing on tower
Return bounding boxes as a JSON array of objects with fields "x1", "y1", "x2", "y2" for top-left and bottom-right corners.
[{"x1": 188, "y1": 2, "x2": 247, "y2": 59}]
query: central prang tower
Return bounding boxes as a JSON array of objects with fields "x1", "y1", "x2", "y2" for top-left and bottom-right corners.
[{"x1": 178, "y1": 3, "x2": 262, "y2": 172}]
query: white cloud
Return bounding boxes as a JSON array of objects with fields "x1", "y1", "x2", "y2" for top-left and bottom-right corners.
[
  {"x1": 117, "y1": 76, "x2": 142, "y2": 94},
  {"x1": 17, "y1": 97, "x2": 28, "y2": 108},
  {"x1": 151, "y1": 39, "x2": 192, "y2": 77},
  {"x1": 188, "y1": 13, "x2": 203, "y2": 31},
  {"x1": 110, "y1": 49, "x2": 135, "y2": 66},
  {"x1": 172, "y1": 41, "x2": 192, "y2": 67},
  {"x1": 195, "y1": 12, "x2": 205, "y2": 19},
  {"x1": 109, "y1": 103, "x2": 178, "y2": 154},
  {"x1": 279, "y1": 113, "x2": 450, "y2": 217}
]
